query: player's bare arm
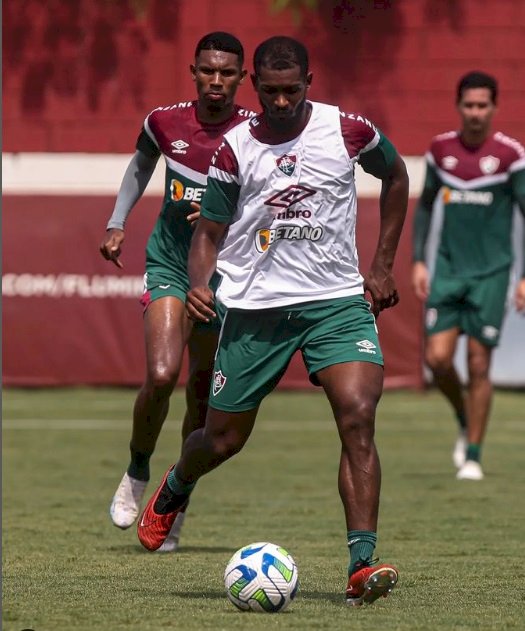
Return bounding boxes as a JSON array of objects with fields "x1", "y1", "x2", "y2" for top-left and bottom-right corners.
[
  {"x1": 186, "y1": 217, "x2": 228, "y2": 322},
  {"x1": 364, "y1": 153, "x2": 409, "y2": 316}
]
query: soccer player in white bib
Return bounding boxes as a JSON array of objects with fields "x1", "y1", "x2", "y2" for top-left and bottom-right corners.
[{"x1": 137, "y1": 36, "x2": 409, "y2": 605}]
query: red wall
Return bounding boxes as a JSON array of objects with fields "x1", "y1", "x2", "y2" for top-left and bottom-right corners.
[
  {"x1": 4, "y1": 0, "x2": 525, "y2": 155},
  {"x1": 2, "y1": 196, "x2": 423, "y2": 389}
]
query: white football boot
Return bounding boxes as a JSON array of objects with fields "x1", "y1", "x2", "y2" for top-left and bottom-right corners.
[
  {"x1": 110, "y1": 472, "x2": 148, "y2": 529},
  {"x1": 452, "y1": 430, "x2": 467, "y2": 469},
  {"x1": 456, "y1": 460, "x2": 484, "y2": 481},
  {"x1": 157, "y1": 510, "x2": 187, "y2": 553}
]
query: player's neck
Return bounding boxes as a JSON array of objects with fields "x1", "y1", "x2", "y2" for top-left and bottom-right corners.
[
  {"x1": 460, "y1": 128, "x2": 491, "y2": 148},
  {"x1": 196, "y1": 102, "x2": 235, "y2": 126},
  {"x1": 261, "y1": 102, "x2": 312, "y2": 144}
]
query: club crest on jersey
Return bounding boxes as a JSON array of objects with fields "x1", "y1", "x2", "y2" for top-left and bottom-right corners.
[
  {"x1": 479, "y1": 155, "x2": 500, "y2": 175},
  {"x1": 213, "y1": 370, "x2": 227, "y2": 396},
  {"x1": 441, "y1": 155, "x2": 458, "y2": 170},
  {"x1": 276, "y1": 154, "x2": 297, "y2": 176}
]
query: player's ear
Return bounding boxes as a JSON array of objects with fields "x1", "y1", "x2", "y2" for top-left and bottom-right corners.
[
  {"x1": 250, "y1": 73, "x2": 258, "y2": 89},
  {"x1": 239, "y1": 69, "x2": 247, "y2": 84},
  {"x1": 190, "y1": 64, "x2": 197, "y2": 82},
  {"x1": 306, "y1": 72, "x2": 313, "y2": 90}
]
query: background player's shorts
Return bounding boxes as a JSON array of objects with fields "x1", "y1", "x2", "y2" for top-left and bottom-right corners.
[
  {"x1": 209, "y1": 295, "x2": 383, "y2": 412},
  {"x1": 426, "y1": 257, "x2": 511, "y2": 347},
  {"x1": 140, "y1": 271, "x2": 223, "y2": 332}
]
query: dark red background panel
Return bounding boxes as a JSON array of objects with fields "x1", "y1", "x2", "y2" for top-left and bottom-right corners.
[{"x1": 2, "y1": 195, "x2": 423, "y2": 388}]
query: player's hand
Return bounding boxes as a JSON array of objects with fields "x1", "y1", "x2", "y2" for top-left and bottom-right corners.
[
  {"x1": 363, "y1": 266, "x2": 399, "y2": 318},
  {"x1": 187, "y1": 202, "x2": 201, "y2": 227},
  {"x1": 515, "y1": 278, "x2": 525, "y2": 312},
  {"x1": 186, "y1": 286, "x2": 216, "y2": 322},
  {"x1": 100, "y1": 228, "x2": 125, "y2": 268},
  {"x1": 411, "y1": 261, "x2": 429, "y2": 301}
]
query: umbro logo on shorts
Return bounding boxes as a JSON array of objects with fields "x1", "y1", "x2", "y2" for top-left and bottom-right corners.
[{"x1": 356, "y1": 340, "x2": 376, "y2": 354}]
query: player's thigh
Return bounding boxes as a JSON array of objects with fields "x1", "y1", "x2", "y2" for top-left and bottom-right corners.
[
  {"x1": 186, "y1": 325, "x2": 220, "y2": 404},
  {"x1": 316, "y1": 361, "x2": 384, "y2": 425},
  {"x1": 209, "y1": 310, "x2": 297, "y2": 412},
  {"x1": 425, "y1": 327, "x2": 461, "y2": 367},
  {"x1": 301, "y1": 296, "x2": 383, "y2": 384},
  {"x1": 143, "y1": 295, "x2": 192, "y2": 377},
  {"x1": 463, "y1": 268, "x2": 510, "y2": 346}
]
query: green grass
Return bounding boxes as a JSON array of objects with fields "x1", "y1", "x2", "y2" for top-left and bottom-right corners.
[{"x1": 3, "y1": 387, "x2": 525, "y2": 630}]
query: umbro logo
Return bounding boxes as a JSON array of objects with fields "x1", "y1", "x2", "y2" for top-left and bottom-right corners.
[
  {"x1": 171, "y1": 139, "x2": 189, "y2": 154},
  {"x1": 356, "y1": 339, "x2": 376, "y2": 354}
]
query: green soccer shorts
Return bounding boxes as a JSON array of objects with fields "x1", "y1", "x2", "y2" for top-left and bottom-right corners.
[
  {"x1": 140, "y1": 270, "x2": 223, "y2": 332},
  {"x1": 426, "y1": 256, "x2": 511, "y2": 347},
  {"x1": 209, "y1": 295, "x2": 384, "y2": 412}
]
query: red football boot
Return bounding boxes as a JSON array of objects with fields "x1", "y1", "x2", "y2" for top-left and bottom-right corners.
[
  {"x1": 346, "y1": 562, "x2": 398, "y2": 606},
  {"x1": 137, "y1": 466, "x2": 187, "y2": 551}
]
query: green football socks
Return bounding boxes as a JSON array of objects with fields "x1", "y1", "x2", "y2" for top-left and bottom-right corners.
[
  {"x1": 167, "y1": 465, "x2": 196, "y2": 496},
  {"x1": 465, "y1": 443, "x2": 481, "y2": 463},
  {"x1": 347, "y1": 530, "x2": 377, "y2": 576}
]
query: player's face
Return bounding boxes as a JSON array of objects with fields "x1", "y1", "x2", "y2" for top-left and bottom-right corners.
[
  {"x1": 191, "y1": 50, "x2": 246, "y2": 112},
  {"x1": 457, "y1": 88, "x2": 496, "y2": 136},
  {"x1": 253, "y1": 64, "x2": 312, "y2": 131}
]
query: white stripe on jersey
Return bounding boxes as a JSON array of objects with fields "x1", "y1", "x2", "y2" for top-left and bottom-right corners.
[
  {"x1": 509, "y1": 156, "x2": 525, "y2": 173},
  {"x1": 433, "y1": 168, "x2": 510, "y2": 190},
  {"x1": 164, "y1": 155, "x2": 208, "y2": 184},
  {"x1": 209, "y1": 164, "x2": 239, "y2": 184}
]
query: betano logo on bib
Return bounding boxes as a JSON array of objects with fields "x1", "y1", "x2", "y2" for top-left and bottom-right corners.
[{"x1": 254, "y1": 224, "x2": 323, "y2": 253}]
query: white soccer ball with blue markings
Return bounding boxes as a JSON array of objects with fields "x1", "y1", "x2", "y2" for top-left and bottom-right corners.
[{"x1": 224, "y1": 542, "x2": 299, "y2": 612}]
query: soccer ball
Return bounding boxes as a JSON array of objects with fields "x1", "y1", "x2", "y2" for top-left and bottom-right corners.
[{"x1": 224, "y1": 542, "x2": 299, "y2": 613}]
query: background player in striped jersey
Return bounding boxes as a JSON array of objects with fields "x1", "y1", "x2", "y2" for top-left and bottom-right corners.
[
  {"x1": 137, "y1": 36, "x2": 409, "y2": 605},
  {"x1": 99, "y1": 32, "x2": 252, "y2": 550},
  {"x1": 412, "y1": 71, "x2": 525, "y2": 481}
]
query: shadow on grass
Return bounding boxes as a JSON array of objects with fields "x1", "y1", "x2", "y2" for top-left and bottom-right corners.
[
  {"x1": 172, "y1": 589, "x2": 344, "y2": 606},
  {"x1": 106, "y1": 544, "x2": 233, "y2": 554}
]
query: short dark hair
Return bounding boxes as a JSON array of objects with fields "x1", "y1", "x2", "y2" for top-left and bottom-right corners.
[
  {"x1": 253, "y1": 36, "x2": 309, "y2": 78},
  {"x1": 456, "y1": 71, "x2": 498, "y2": 105},
  {"x1": 195, "y1": 32, "x2": 244, "y2": 65}
]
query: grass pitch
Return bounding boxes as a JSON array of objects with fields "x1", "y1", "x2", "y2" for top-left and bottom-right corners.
[{"x1": 3, "y1": 387, "x2": 525, "y2": 630}]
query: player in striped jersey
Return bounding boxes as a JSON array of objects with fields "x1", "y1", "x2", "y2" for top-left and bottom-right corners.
[
  {"x1": 138, "y1": 36, "x2": 409, "y2": 605},
  {"x1": 412, "y1": 71, "x2": 525, "y2": 481},
  {"x1": 99, "y1": 32, "x2": 252, "y2": 550}
]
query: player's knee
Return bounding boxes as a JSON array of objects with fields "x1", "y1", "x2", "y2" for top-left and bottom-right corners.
[
  {"x1": 468, "y1": 353, "x2": 490, "y2": 382},
  {"x1": 209, "y1": 430, "x2": 244, "y2": 461},
  {"x1": 336, "y1": 398, "x2": 376, "y2": 436},
  {"x1": 425, "y1": 347, "x2": 453, "y2": 373},
  {"x1": 147, "y1": 364, "x2": 180, "y2": 395}
]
